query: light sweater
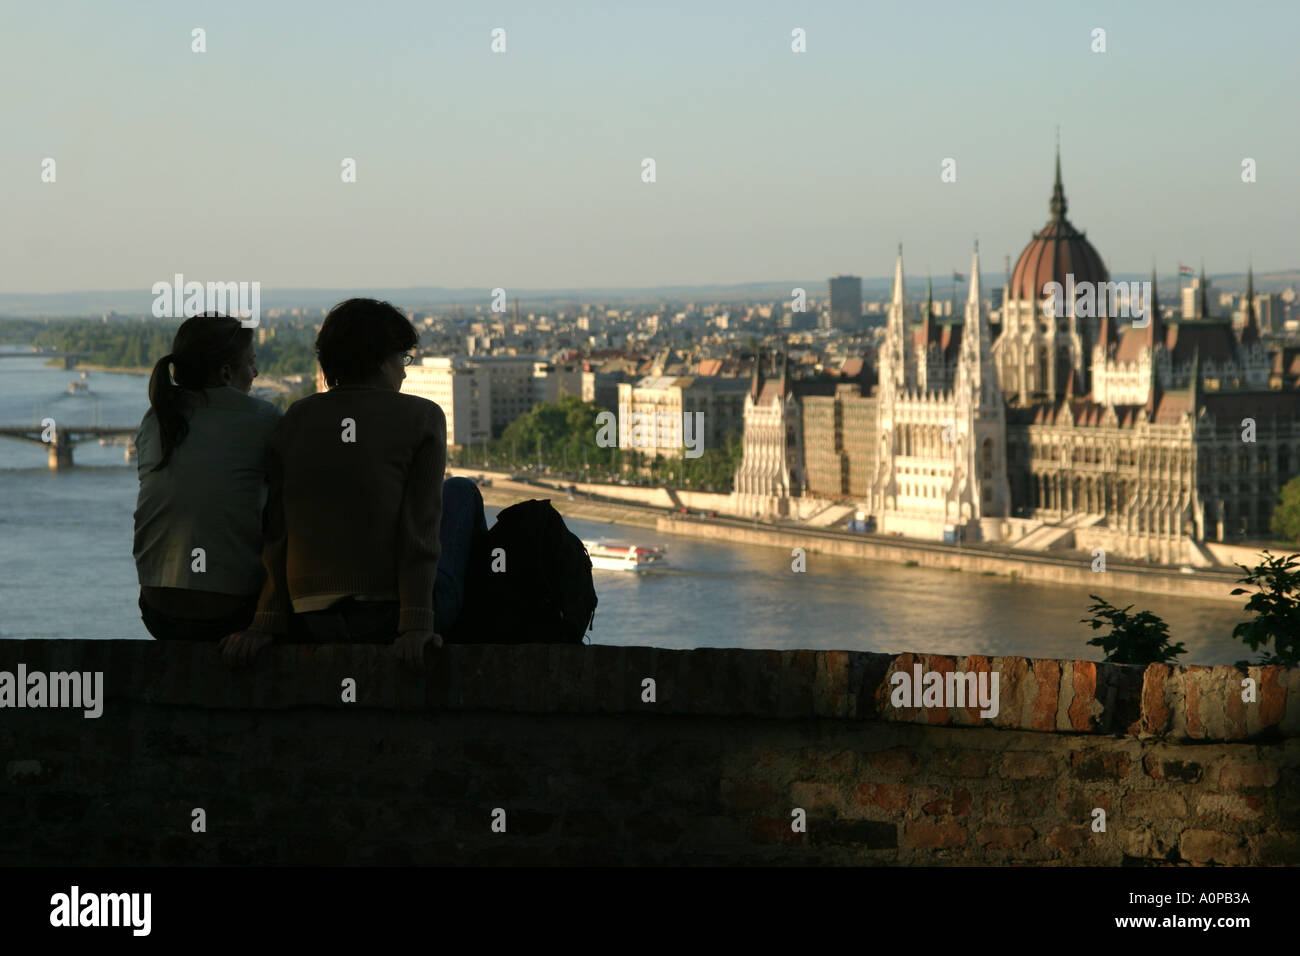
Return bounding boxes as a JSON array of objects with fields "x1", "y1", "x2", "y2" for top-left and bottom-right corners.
[
  {"x1": 251, "y1": 386, "x2": 446, "y2": 636},
  {"x1": 133, "y1": 387, "x2": 283, "y2": 595}
]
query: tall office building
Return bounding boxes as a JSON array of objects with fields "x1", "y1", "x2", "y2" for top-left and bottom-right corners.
[{"x1": 829, "y1": 275, "x2": 863, "y2": 330}]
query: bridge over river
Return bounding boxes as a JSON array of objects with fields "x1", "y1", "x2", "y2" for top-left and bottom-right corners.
[
  {"x1": 0, "y1": 350, "x2": 90, "y2": 369},
  {"x1": 0, "y1": 424, "x2": 136, "y2": 469}
]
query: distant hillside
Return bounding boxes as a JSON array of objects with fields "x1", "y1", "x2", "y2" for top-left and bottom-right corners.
[{"x1": 1, "y1": 271, "x2": 1295, "y2": 319}]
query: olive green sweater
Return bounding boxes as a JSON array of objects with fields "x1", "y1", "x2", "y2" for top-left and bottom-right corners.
[{"x1": 251, "y1": 385, "x2": 446, "y2": 636}]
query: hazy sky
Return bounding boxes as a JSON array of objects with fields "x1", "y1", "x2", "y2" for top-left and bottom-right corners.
[{"x1": 3, "y1": 0, "x2": 1297, "y2": 294}]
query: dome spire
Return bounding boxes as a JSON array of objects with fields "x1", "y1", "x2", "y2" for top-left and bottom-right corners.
[{"x1": 1050, "y1": 134, "x2": 1068, "y2": 223}]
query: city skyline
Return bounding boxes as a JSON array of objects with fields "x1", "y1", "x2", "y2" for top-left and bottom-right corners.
[{"x1": 3, "y1": 0, "x2": 1297, "y2": 294}]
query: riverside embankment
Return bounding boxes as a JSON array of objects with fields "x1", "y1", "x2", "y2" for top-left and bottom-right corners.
[{"x1": 451, "y1": 469, "x2": 1252, "y2": 604}]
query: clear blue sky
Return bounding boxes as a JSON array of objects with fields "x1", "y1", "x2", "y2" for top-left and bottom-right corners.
[{"x1": 3, "y1": 0, "x2": 1296, "y2": 293}]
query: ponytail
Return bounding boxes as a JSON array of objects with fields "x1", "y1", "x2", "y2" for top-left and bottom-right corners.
[
  {"x1": 147, "y1": 315, "x2": 252, "y2": 471},
  {"x1": 147, "y1": 353, "x2": 189, "y2": 472}
]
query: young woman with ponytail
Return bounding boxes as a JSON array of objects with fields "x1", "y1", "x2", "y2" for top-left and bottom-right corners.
[{"x1": 132, "y1": 313, "x2": 282, "y2": 640}]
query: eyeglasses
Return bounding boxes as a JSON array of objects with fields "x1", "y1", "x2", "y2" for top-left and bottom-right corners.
[{"x1": 400, "y1": 353, "x2": 415, "y2": 366}]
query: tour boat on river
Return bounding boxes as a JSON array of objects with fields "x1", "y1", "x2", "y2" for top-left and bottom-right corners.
[{"x1": 582, "y1": 539, "x2": 667, "y2": 572}]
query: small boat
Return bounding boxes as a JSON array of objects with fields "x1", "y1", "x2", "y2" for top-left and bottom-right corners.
[
  {"x1": 582, "y1": 539, "x2": 667, "y2": 572},
  {"x1": 67, "y1": 381, "x2": 88, "y2": 394}
]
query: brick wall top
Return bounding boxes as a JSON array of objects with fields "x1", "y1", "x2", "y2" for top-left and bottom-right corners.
[{"x1": 3, "y1": 641, "x2": 1297, "y2": 742}]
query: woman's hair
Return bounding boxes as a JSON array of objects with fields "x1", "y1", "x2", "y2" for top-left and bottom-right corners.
[
  {"x1": 315, "y1": 298, "x2": 419, "y2": 388},
  {"x1": 147, "y1": 314, "x2": 252, "y2": 471}
]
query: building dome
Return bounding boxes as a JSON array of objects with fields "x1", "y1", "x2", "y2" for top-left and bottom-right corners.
[{"x1": 1009, "y1": 151, "x2": 1108, "y2": 303}]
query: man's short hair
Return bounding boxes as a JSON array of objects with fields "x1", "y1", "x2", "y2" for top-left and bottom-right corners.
[{"x1": 316, "y1": 298, "x2": 419, "y2": 387}]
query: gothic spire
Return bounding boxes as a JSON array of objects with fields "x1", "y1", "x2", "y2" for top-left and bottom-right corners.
[
  {"x1": 922, "y1": 275, "x2": 935, "y2": 344},
  {"x1": 960, "y1": 240, "x2": 996, "y2": 404},
  {"x1": 1049, "y1": 140, "x2": 1068, "y2": 223},
  {"x1": 883, "y1": 243, "x2": 910, "y2": 392},
  {"x1": 1199, "y1": 261, "x2": 1209, "y2": 319},
  {"x1": 1146, "y1": 262, "x2": 1163, "y2": 349},
  {"x1": 749, "y1": 346, "x2": 764, "y2": 402},
  {"x1": 1189, "y1": 345, "x2": 1202, "y2": 409},
  {"x1": 1241, "y1": 262, "x2": 1260, "y2": 345},
  {"x1": 891, "y1": 242, "x2": 906, "y2": 312}
]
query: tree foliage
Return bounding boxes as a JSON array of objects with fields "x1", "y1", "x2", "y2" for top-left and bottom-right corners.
[
  {"x1": 1269, "y1": 477, "x2": 1300, "y2": 545},
  {"x1": 1080, "y1": 595, "x2": 1184, "y2": 665},
  {"x1": 1230, "y1": 551, "x2": 1300, "y2": 667}
]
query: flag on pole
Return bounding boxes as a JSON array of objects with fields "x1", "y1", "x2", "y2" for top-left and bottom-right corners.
[
  {"x1": 953, "y1": 271, "x2": 965, "y2": 281},
  {"x1": 1179, "y1": 264, "x2": 1194, "y2": 276}
]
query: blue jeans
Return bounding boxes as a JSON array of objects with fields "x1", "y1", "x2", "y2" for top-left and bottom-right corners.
[{"x1": 295, "y1": 477, "x2": 488, "y2": 643}]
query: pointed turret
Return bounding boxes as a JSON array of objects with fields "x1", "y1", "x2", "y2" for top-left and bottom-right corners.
[
  {"x1": 959, "y1": 240, "x2": 997, "y2": 405},
  {"x1": 1189, "y1": 345, "x2": 1202, "y2": 410},
  {"x1": 1199, "y1": 262, "x2": 1210, "y2": 320},
  {"x1": 883, "y1": 243, "x2": 911, "y2": 391},
  {"x1": 749, "y1": 347, "x2": 764, "y2": 402},
  {"x1": 1146, "y1": 263, "x2": 1163, "y2": 349},
  {"x1": 921, "y1": 276, "x2": 935, "y2": 344},
  {"x1": 891, "y1": 242, "x2": 906, "y2": 313},
  {"x1": 1241, "y1": 263, "x2": 1260, "y2": 345},
  {"x1": 778, "y1": 349, "x2": 790, "y2": 397}
]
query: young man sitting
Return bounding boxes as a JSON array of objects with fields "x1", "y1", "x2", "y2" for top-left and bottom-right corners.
[{"x1": 221, "y1": 298, "x2": 487, "y2": 667}]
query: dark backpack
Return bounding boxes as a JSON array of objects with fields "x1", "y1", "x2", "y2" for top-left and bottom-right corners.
[{"x1": 451, "y1": 498, "x2": 597, "y2": 644}]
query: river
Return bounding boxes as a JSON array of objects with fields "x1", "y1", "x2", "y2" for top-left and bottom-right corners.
[{"x1": 0, "y1": 346, "x2": 1253, "y2": 662}]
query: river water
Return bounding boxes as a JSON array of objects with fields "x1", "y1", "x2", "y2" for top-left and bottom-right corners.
[{"x1": 0, "y1": 346, "x2": 1251, "y2": 662}]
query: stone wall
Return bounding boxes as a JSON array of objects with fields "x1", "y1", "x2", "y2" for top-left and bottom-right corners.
[{"x1": 2, "y1": 640, "x2": 1296, "y2": 865}]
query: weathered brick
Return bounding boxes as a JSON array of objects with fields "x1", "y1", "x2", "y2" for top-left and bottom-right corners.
[
  {"x1": 1196, "y1": 792, "x2": 1265, "y2": 823},
  {"x1": 976, "y1": 825, "x2": 1034, "y2": 850},
  {"x1": 999, "y1": 751, "x2": 1058, "y2": 779},
  {"x1": 904, "y1": 821, "x2": 966, "y2": 848},
  {"x1": 1259, "y1": 667, "x2": 1286, "y2": 729},
  {"x1": 864, "y1": 747, "x2": 921, "y2": 776},
  {"x1": 1142, "y1": 754, "x2": 1202, "y2": 783},
  {"x1": 1120, "y1": 790, "x2": 1186, "y2": 819},
  {"x1": 1046, "y1": 825, "x2": 1090, "y2": 853},
  {"x1": 1070, "y1": 749, "x2": 1130, "y2": 781},
  {"x1": 1255, "y1": 830, "x2": 1300, "y2": 865},
  {"x1": 852, "y1": 782, "x2": 910, "y2": 812},
  {"x1": 1141, "y1": 663, "x2": 1172, "y2": 734},
  {"x1": 983, "y1": 782, "x2": 1053, "y2": 819},
  {"x1": 749, "y1": 816, "x2": 803, "y2": 846},
  {"x1": 931, "y1": 748, "x2": 992, "y2": 777},
  {"x1": 992, "y1": 656, "x2": 1030, "y2": 729},
  {"x1": 1068, "y1": 661, "x2": 1100, "y2": 731},
  {"x1": 1058, "y1": 790, "x2": 1112, "y2": 819},
  {"x1": 813, "y1": 651, "x2": 851, "y2": 718},
  {"x1": 1185, "y1": 667, "x2": 1207, "y2": 739},
  {"x1": 1218, "y1": 760, "x2": 1279, "y2": 789},
  {"x1": 810, "y1": 819, "x2": 897, "y2": 849},
  {"x1": 1031, "y1": 659, "x2": 1060, "y2": 731},
  {"x1": 1180, "y1": 829, "x2": 1249, "y2": 865},
  {"x1": 879, "y1": 653, "x2": 920, "y2": 719},
  {"x1": 924, "y1": 655, "x2": 954, "y2": 726},
  {"x1": 958, "y1": 655, "x2": 995, "y2": 726},
  {"x1": 920, "y1": 788, "x2": 971, "y2": 817},
  {"x1": 790, "y1": 781, "x2": 841, "y2": 810}
]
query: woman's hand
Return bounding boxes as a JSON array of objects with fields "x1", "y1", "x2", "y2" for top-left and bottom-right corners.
[
  {"x1": 393, "y1": 629, "x2": 443, "y2": 667},
  {"x1": 220, "y1": 629, "x2": 275, "y2": 668}
]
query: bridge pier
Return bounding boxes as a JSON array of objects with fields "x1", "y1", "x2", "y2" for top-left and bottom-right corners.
[{"x1": 48, "y1": 429, "x2": 74, "y2": 470}]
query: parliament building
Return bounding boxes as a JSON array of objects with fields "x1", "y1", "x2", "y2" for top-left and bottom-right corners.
[{"x1": 734, "y1": 152, "x2": 1300, "y2": 563}]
